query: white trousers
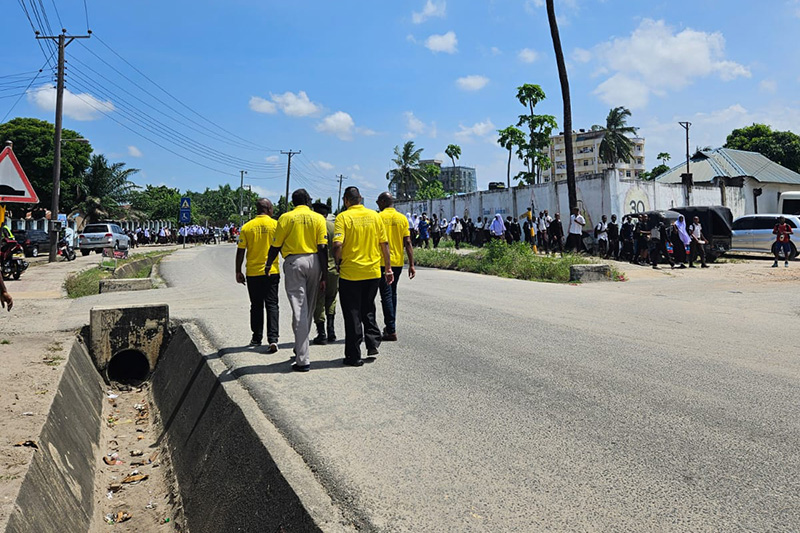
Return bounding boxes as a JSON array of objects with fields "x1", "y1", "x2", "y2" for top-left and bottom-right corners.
[{"x1": 283, "y1": 253, "x2": 321, "y2": 366}]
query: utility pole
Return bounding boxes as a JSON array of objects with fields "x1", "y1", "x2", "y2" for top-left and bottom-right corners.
[
  {"x1": 679, "y1": 122, "x2": 691, "y2": 176},
  {"x1": 336, "y1": 174, "x2": 348, "y2": 213},
  {"x1": 238, "y1": 170, "x2": 247, "y2": 225},
  {"x1": 281, "y1": 150, "x2": 301, "y2": 213},
  {"x1": 37, "y1": 30, "x2": 90, "y2": 262}
]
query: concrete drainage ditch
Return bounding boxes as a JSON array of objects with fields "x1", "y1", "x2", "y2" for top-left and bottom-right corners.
[{"x1": 4, "y1": 305, "x2": 352, "y2": 533}]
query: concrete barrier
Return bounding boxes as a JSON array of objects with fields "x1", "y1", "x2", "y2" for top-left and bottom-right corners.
[
  {"x1": 113, "y1": 256, "x2": 157, "y2": 279},
  {"x1": 99, "y1": 278, "x2": 153, "y2": 293},
  {"x1": 151, "y1": 324, "x2": 353, "y2": 533},
  {"x1": 5, "y1": 341, "x2": 104, "y2": 533},
  {"x1": 569, "y1": 264, "x2": 612, "y2": 282},
  {"x1": 89, "y1": 303, "x2": 169, "y2": 374}
]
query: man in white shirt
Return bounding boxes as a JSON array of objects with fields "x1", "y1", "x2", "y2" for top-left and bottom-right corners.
[
  {"x1": 538, "y1": 210, "x2": 551, "y2": 253},
  {"x1": 566, "y1": 207, "x2": 585, "y2": 253},
  {"x1": 595, "y1": 215, "x2": 609, "y2": 257}
]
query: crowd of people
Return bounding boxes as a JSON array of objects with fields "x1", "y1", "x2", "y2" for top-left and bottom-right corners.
[
  {"x1": 236, "y1": 187, "x2": 416, "y2": 371},
  {"x1": 125, "y1": 224, "x2": 237, "y2": 248}
]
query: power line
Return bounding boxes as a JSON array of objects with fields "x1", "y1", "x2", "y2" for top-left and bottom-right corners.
[
  {"x1": 1, "y1": 53, "x2": 53, "y2": 123},
  {"x1": 47, "y1": 0, "x2": 62, "y2": 29},
  {"x1": 82, "y1": 0, "x2": 90, "y2": 32},
  {"x1": 89, "y1": 33, "x2": 278, "y2": 153}
]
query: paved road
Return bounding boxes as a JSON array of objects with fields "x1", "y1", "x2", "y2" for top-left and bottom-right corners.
[{"x1": 9, "y1": 243, "x2": 800, "y2": 531}]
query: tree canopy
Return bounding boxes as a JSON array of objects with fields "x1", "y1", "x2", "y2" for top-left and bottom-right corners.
[
  {"x1": 389, "y1": 141, "x2": 426, "y2": 200},
  {"x1": 599, "y1": 107, "x2": 637, "y2": 168},
  {"x1": 724, "y1": 124, "x2": 800, "y2": 173}
]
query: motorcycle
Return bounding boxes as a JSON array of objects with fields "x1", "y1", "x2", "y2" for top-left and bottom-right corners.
[
  {"x1": 1, "y1": 239, "x2": 29, "y2": 280},
  {"x1": 57, "y1": 237, "x2": 77, "y2": 261}
]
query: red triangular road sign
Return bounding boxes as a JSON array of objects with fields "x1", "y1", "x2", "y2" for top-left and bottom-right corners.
[{"x1": 0, "y1": 146, "x2": 39, "y2": 203}]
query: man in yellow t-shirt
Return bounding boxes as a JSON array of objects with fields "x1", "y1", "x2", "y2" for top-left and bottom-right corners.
[
  {"x1": 265, "y1": 189, "x2": 328, "y2": 372},
  {"x1": 376, "y1": 192, "x2": 415, "y2": 342},
  {"x1": 235, "y1": 198, "x2": 280, "y2": 351},
  {"x1": 333, "y1": 186, "x2": 392, "y2": 366}
]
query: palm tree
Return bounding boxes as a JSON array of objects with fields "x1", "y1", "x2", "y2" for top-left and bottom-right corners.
[
  {"x1": 75, "y1": 154, "x2": 139, "y2": 225},
  {"x1": 598, "y1": 106, "x2": 638, "y2": 170},
  {"x1": 390, "y1": 141, "x2": 426, "y2": 200},
  {"x1": 657, "y1": 152, "x2": 671, "y2": 166},
  {"x1": 546, "y1": 0, "x2": 577, "y2": 209},
  {"x1": 445, "y1": 144, "x2": 461, "y2": 168},
  {"x1": 497, "y1": 126, "x2": 526, "y2": 188}
]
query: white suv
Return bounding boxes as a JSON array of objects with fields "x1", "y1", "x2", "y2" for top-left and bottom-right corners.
[
  {"x1": 78, "y1": 223, "x2": 130, "y2": 256},
  {"x1": 730, "y1": 214, "x2": 799, "y2": 260}
]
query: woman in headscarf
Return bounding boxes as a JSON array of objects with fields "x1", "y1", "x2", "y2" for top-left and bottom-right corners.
[
  {"x1": 673, "y1": 215, "x2": 691, "y2": 268},
  {"x1": 488, "y1": 214, "x2": 506, "y2": 240}
]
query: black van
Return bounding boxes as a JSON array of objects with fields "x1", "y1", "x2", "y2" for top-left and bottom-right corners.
[{"x1": 672, "y1": 206, "x2": 733, "y2": 261}]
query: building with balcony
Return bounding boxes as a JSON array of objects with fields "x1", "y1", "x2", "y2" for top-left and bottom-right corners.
[
  {"x1": 387, "y1": 159, "x2": 478, "y2": 199},
  {"x1": 543, "y1": 129, "x2": 646, "y2": 182}
]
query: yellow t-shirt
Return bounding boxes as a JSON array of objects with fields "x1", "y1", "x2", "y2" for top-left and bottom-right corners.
[
  {"x1": 272, "y1": 205, "x2": 327, "y2": 256},
  {"x1": 379, "y1": 207, "x2": 410, "y2": 267},
  {"x1": 334, "y1": 204, "x2": 388, "y2": 281},
  {"x1": 238, "y1": 215, "x2": 279, "y2": 276}
]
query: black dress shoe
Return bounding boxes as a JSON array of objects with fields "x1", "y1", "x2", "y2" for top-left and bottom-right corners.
[
  {"x1": 291, "y1": 363, "x2": 310, "y2": 372},
  {"x1": 367, "y1": 348, "x2": 379, "y2": 356},
  {"x1": 342, "y1": 358, "x2": 364, "y2": 367},
  {"x1": 249, "y1": 336, "x2": 262, "y2": 346}
]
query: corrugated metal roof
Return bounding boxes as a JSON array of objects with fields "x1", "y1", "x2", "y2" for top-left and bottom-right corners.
[{"x1": 655, "y1": 148, "x2": 800, "y2": 185}]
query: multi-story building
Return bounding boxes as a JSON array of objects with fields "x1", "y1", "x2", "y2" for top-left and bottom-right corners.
[
  {"x1": 387, "y1": 159, "x2": 478, "y2": 199},
  {"x1": 543, "y1": 129, "x2": 646, "y2": 182}
]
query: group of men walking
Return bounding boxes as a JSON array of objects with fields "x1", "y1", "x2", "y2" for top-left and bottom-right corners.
[{"x1": 235, "y1": 187, "x2": 415, "y2": 371}]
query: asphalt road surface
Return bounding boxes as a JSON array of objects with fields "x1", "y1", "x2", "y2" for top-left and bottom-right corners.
[{"x1": 56, "y1": 244, "x2": 800, "y2": 531}]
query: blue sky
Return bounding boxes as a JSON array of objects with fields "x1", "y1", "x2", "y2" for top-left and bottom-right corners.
[{"x1": 3, "y1": 0, "x2": 799, "y2": 203}]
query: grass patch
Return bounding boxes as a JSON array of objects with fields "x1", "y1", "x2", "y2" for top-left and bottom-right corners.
[
  {"x1": 414, "y1": 240, "x2": 623, "y2": 283},
  {"x1": 436, "y1": 239, "x2": 477, "y2": 250},
  {"x1": 65, "y1": 251, "x2": 171, "y2": 298},
  {"x1": 43, "y1": 355, "x2": 64, "y2": 367},
  {"x1": 0, "y1": 339, "x2": 10, "y2": 345}
]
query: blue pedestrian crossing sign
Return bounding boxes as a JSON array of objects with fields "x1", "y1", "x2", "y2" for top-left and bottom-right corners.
[{"x1": 179, "y1": 197, "x2": 191, "y2": 224}]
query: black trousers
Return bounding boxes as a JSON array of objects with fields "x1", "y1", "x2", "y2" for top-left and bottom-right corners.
[
  {"x1": 339, "y1": 277, "x2": 381, "y2": 361},
  {"x1": 246, "y1": 274, "x2": 280, "y2": 344}
]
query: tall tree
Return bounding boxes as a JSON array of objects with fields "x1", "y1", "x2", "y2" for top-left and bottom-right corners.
[
  {"x1": 497, "y1": 126, "x2": 526, "y2": 188},
  {"x1": 657, "y1": 152, "x2": 671, "y2": 166},
  {"x1": 129, "y1": 185, "x2": 182, "y2": 222},
  {"x1": 0, "y1": 117, "x2": 92, "y2": 215},
  {"x1": 389, "y1": 141, "x2": 426, "y2": 200},
  {"x1": 445, "y1": 144, "x2": 461, "y2": 168},
  {"x1": 598, "y1": 106, "x2": 637, "y2": 169},
  {"x1": 74, "y1": 154, "x2": 139, "y2": 224},
  {"x1": 546, "y1": 0, "x2": 578, "y2": 210},
  {"x1": 724, "y1": 124, "x2": 800, "y2": 173},
  {"x1": 514, "y1": 84, "x2": 558, "y2": 184}
]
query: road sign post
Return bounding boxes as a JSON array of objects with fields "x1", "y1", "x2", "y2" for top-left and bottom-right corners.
[{"x1": 179, "y1": 197, "x2": 191, "y2": 248}]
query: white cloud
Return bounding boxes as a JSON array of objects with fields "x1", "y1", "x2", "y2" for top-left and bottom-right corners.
[
  {"x1": 351, "y1": 164, "x2": 361, "y2": 171},
  {"x1": 406, "y1": 34, "x2": 417, "y2": 44},
  {"x1": 249, "y1": 96, "x2": 277, "y2": 114},
  {"x1": 249, "y1": 91, "x2": 321, "y2": 117},
  {"x1": 265, "y1": 155, "x2": 279, "y2": 163},
  {"x1": 759, "y1": 79, "x2": 778, "y2": 93},
  {"x1": 572, "y1": 47, "x2": 592, "y2": 63},
  {"x1": 127, "y1": 146, "x2": 143, "y2": 158},
  {"x1": 454, "y1": 119, "x2": 496, "y2": 141},
  {"x1": 412, "y1": 0, "x2": 446, "y2": 23},
  {"x1": 425, "y1": 31, "x2": 458, "y2": 54},
  {"x1": 316, "y1": 111, "x2": 355, "y2": 141},
  {"x1": 269, "y1": 91, "x2": 321, "y2": 117},
  {"x1": 456, "y1": 75, "x2": 489, "y2": 91},
  {"x1": 490, "y1": 47, "x2": 502, "y2": 56},
  {"x1": 356, "y1": 127, "x2": 377, "y2": 136},
  {"x1": 589, "y1": 19, "x2": 750, "y2": 109},
  {"x1": 28, "y1": 84, "x2": 114, "y2": 121},
  {"x1": 404, "y1": 111, "x2": 427, "y2": 139},
  {"x1": 524, "y1": 0, "x2": 544, "y2": 13},
  {"x1": 518, "y1": 48, "x2": 539, "y2": 63},
  {"x1": 316, "y1": 161, "x2": 334, "y2": 170}
]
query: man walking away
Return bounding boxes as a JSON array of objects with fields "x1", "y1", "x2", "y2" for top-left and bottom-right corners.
[
  {"x1": 377, "y1": 192, "x2": 416, "y2": 342},
  {"x1": 311, "y1": 202, "x2": 339, "y2": 345},
  {"x1": 430, "y1": 214, "x2": 441, "y2": 248},
  {"x1": 566, "y1": 207, "x2": 585, "y2": 253},
  {"x1": 549, "y1": 213, "x2": 564, "y2": 255},
  {"x1": 620, "y1": 215, "x2": 634, "y2": 261},
  {"x1": 236, "y1": 198, "x2": 280, "y2": 351},
  {"x1": 772, "y1": 215, "x2": 793, "y2": 268},
  {"x1": 266, "y1": 189, "x2": 328, "y2": 372},
  {"x1": 687, "y1": 216, "x2": 709, "y2": 268},
  {"x1": 334, "y1": 187, "x2": 392, "y2": 367}
]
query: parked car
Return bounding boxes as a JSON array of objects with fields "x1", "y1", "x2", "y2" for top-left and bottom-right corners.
[
  {"x1": 78, "y1": 223, "x2": 130, "y2": 256},
  {"x1": 730, "y1": 214, "x2": 799, "y2": 260},
  {"x1": 14, "y1": 229, "x2": 51, "y2": 257}
]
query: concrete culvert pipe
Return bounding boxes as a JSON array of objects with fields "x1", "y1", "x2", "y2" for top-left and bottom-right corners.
[{"x1": 107, "y1": 349, "x2": 150, "y2": 384}]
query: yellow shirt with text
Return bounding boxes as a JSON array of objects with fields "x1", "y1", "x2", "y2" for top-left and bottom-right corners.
[
  {"x1": 334, "y1": 205, "x2": 388, "y2": 281},
  {"x1": 238, "y1": 215, "x2": 279, "y2": 276},
  {"x1": 379, "y1": 207, "x2": 410, "y2": 267},
  {"x1": 272, "y1": 205, "x2": 327, "y2": 256}
]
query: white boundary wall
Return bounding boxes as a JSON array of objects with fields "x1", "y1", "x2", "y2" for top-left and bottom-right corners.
[{"x1": 395, "y1": 171, "x2": 788, "y2": 230}]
